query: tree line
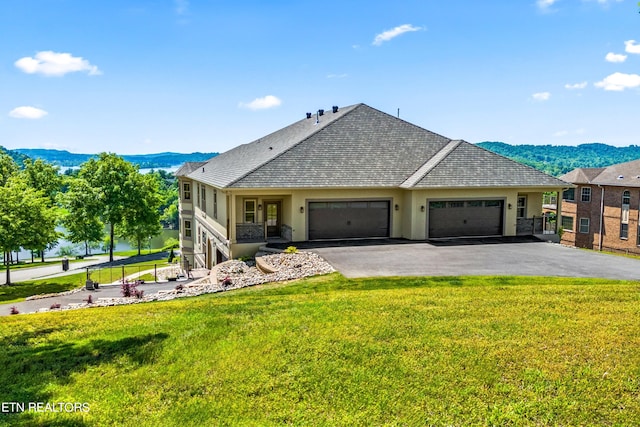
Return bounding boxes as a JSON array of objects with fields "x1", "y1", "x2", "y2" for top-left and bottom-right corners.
[
  {"x1": 0, "y1": 152, "x2": 179, "y2": 285},
  {"x1": 477, "y1": 142, "x2": 640, "y2": 176}
]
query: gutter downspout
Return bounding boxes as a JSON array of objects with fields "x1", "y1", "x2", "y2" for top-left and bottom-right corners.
[{"x1": 598, "y1": 185, "x2": 604, "y2": 251}]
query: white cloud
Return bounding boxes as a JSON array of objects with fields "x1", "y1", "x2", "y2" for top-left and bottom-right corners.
[
  {"x1": 537, "y1": 0, "x2": 558, "y2": 11},
  {"x1": 239, "y1": 95, "x2": 282, "y2": 110},
  {"x1": 175, "y1": 0, "x2": 189, "y2": 15},
  {"x1": 372, "y1": 24, "x2": 423, "y2": 46},
  {"x1": 532, "y1": 92, "x2": 551, "y2": 101},
  {"x1": 624, "y1": 40, "x2": 640, "y2": 54},
  {"x1": 565, "y1": 81, "x2": 588, "y2": 90},
  {"x1": 9, "y1": 106, "x2": 48, "y2": 119},
  {"x1": 15, "y1": 51, "x2": 101, "y2": 76},
  {"x1": 595, "y1": 72, "x2": 640, "y2": 91},
  {"x1": 605, "y1": 52, "x2": 627, "y2": 63}
]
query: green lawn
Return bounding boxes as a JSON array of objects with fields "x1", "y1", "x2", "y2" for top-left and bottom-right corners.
[{"x1": 1, "y1": 274, "x2": 639, "y2": 426}]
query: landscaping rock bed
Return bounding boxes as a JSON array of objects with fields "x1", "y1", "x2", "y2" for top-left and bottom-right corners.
[{"x1": 34, "y1": 252, "x2": 335, "y2": 313}]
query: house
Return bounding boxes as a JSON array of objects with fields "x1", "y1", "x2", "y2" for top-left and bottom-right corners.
[
  {"x1": 177, "y1": 103, "x2": 569, "y2": 270},
  {"x1": 559, "y1": 159, "x2": 640, "y2": 254}
]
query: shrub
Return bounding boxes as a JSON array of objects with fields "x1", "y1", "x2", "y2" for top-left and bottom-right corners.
[
  {"x1": 284, "y1": 246, "x2": 298, "y2": 254},
  {"x1": 168, "y1": 248, "x2": 175, "y2": 263},
  {"x1": 84, "y1": 295, "x2": 93, "y2": 304},
  {"x1": 10, "y1": 306, "x2": 19, "y2": 315},
  {"x1": 134, "y1": 289, "x2": 144, "y2": 299},
  {"x1": 121, "y1": 281, "x2": 138, "y2": 298},
  {"x1": 50, "y1": 303, "x2": 61, "y2": 310},
  {"x1": 221, "y1": 276, "x2": 232, "y2": 288}
]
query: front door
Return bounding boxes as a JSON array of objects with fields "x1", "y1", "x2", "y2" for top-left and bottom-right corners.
[{"x1": 265, "y1": 201, "x2": 281, "y2": 238}]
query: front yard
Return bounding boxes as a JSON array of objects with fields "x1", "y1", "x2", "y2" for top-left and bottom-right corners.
[{"x1": 1, "y1": 274, "x2": 639, "y2": 426}]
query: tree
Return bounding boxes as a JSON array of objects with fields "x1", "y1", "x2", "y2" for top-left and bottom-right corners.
[
  {"x1": 60, "y1": 177, "x2": 104, "y2": 256},
  {"x1": 0, "y1": 152, "x2": 19, "y2": 186},
  {"x1": 78, "y1": 153, "x2": 142, "y2": 262},
  {"x1": 21, "y1": 158, "x2": 63, "y2": 261},
  {"x1": 119, "y1": 173, "x2": 162, "y2": 255},
  {"x1": 0, "y1": 177, "x2": 57, "y2": 285}
]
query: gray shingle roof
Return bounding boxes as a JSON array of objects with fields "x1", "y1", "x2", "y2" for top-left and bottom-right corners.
[
  {"x1": 561, "y1": 159, "x2": 640, "y2": 187},
  {"x1": 175, "y1": 161, "x2": 207, "y2": 177},
  {"x1": 189, "y1": 103, "x2": 569, "y2": 189}
]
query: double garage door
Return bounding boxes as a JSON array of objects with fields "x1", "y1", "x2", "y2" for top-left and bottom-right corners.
[
  {"x1": 428, "y1": 200, "x2": 504, "y2": 238},
  {"x1": 308, "y1": 201, "x2": 390, "y2": 240}
]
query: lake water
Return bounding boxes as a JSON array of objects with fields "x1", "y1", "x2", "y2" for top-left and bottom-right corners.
[{"x1": 14, "y1": 228, "x2": 179, "y2": 261}]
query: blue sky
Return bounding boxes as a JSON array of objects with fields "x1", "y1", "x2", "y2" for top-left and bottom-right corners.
[{"x1": 1, "y1": 0, "x2": 639, "y2": 154}]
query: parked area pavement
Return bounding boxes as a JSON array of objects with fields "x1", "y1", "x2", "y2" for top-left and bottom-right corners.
[{"x1": 304, "y1": 237, "x2": 640, "y2": 280}]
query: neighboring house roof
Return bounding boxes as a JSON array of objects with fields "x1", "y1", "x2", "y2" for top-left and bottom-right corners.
[
  {"x1": 560, "y1": 159, "x2": 640, "y2": 187},
  {"x1": 175, "y1": 161, "x2": 207, "y2": 177},
  {"x1": 189, "y1": 103, "x2": 569, "y2": 189}
]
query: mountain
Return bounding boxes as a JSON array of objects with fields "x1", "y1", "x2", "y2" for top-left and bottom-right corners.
[
  {"x1": 12, "y1": 148, "x2": 218, "y2": 168},
  {"x1": 477, "y1": 142, "x2": 640, "y2": 176}
]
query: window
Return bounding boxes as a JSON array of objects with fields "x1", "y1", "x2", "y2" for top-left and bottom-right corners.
[
  {"x1": 196, "y1": 184, "x2": 200, "y2": 206},
  {"x1": 561, "y1": 215, "x2": 574, "y2": 231},
  {"x1": 244, "y1": 199, "x2": 256, "y2": 223},
  {"x1": 213, "y1": 189, "x2": 218, "y2": 219},
  {"x1": 201, "y1": 186, "x2": 206, "y2": 211},
  {"x1": 581, "y1": 187, "x2": 591, "y2": 202},
  {"x1": 184, "y1": 220, "x2": 192, "y2": 238},
  {"x1": 579, "y1": 218, "x2": 590, "y2": 234},
  {"x1": 183, "y1": 182, "x2": 191, "y2": 200},
  {"x1": 448, "y1": 201, "x2": 464, "y2": 208},
  {"x1": 562, "y1": 188, "x2": 575, "y2": 201},
  {"x1": 621, "y1": 190, "x2": 630, "y2": 239},
  {"x1": 517, "y1": 196, "x2": 527, "y2": 218}
]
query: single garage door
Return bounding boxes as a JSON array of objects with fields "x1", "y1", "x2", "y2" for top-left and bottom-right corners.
[
  {"x1": 308, "y1": 201, "x2": 390, "y2": 240},
  {"x1": 428, "y1": 200, "x2": 504, "y2": 238}
]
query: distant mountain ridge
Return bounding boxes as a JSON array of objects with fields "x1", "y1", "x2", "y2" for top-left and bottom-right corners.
[
  {"x1": 9, "y1": 148, "x2": 218, "y2": 168},
  {"x1": 477, "y1": 142, "x2": 640, "y2": 176}
]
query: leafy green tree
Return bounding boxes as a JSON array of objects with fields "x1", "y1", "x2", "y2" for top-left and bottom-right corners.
[
  {"x1": 20, "y1": 158, "x2": 63, "y2": 261},
  {"x1": 79, "y1": 153, "x2": 139, "y2": 262},
  {"x1": 0, "y1": 177, "x2": 57, "y2": 285},
  {"x1": 0, "y1": 152, "x2": 19, "y2": 186},
  {"x1": 60, "y1": 177, "x2": 105, "y2": 256},
  {"x1": 119, "y1": 173, "x2": 162, "y2": 255},
  {"x1": 21, "y1": 158, "x2": 62, "y2": 201}
]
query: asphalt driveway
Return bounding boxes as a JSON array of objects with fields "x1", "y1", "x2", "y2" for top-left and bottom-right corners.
[{"x1": 308, "y1": 237, "x2": 640, "y2": 280}]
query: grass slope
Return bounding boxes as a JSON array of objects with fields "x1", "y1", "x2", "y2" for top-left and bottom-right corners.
[{"x1": 1, "y1": 274, "x2": 639, "y2": 426}]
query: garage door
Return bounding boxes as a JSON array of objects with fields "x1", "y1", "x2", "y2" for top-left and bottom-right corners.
[
  {"x1": 308, "y1": 201, "x2": 390, "y2": 240},
  {"x1": 428, "y1": 200, "x2": 504, "y2": 238}
]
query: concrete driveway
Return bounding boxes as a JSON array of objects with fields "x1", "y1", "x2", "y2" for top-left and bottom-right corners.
[{"x1": 308, "y1": 237, "x2": 640, "y2": 280}]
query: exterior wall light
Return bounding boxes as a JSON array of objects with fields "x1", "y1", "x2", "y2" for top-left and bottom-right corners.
[
  {"x1": 394, "y1": 204, "x2": 399, "y2": 211},
  {"x1": 258, "y1": 204, "x2": 262, "y2": 210},
  {"x1": 300, "y1": 206, "x2": 304, "y2": 213},
  {"x1": 420, "y1": 205, "x2": 425, "y2": 212},
  {"x1": 508, "y1": 203, "x2": 512, "y2": 210}
]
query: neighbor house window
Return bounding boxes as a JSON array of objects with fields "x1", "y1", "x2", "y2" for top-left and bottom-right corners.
[
  {"x1": 562, "y1": 188, "x2": 575, "y2": 201},
  {"x1": 579, "y1": 218, "x2": 590, "y2": 234},
  {"x1": 621, "y1": 190, "x2": 630, "y2": 239},
  {"x1": 184, "y1": 220, "x2": 192, "y2": 238},
  {"x1": 581, "y1": 187, "x2": 591, "y2": 202},
  {"x1": 244, "y1": 199, "x2": 256, "y2": 223},
  {"x1": 183, "y1": 182, "x2": 191, "y2": 200},
  {"x1": 201, "y1": 186, "x2": 206, "y2": 211},
  {"x1": 561, "y1": 215, "x2": 574, "y2": 232},
  {"x1": 517, "y1": 196, "x2": 527, "y2": 218}
]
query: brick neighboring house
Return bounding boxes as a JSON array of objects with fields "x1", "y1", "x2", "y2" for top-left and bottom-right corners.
[{"x1": 559, "y1": 159, "x2": 640, "y2": 254}]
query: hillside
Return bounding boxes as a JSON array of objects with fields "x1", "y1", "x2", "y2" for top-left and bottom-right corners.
[
  {"x1": 1, "y1": 274, "x2": 639, "y2": 425},
  {"x1": 10, "y1": 148, "x2": 218, "y2": 168},
  {"x1": 477, "y1": 142, "x2": 640, "y2": 176}
]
